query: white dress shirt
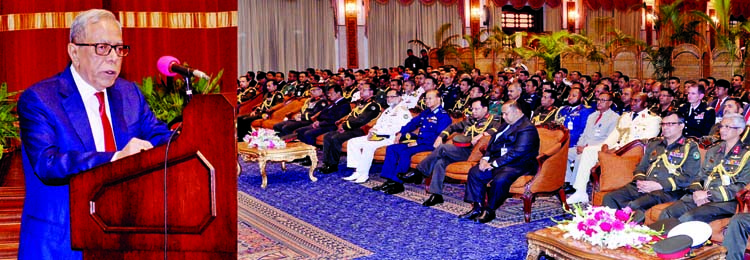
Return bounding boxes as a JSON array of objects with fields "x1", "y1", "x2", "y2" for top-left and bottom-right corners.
[{"x1": 70, "y1": 65, "x2": 115, "y2": 152}]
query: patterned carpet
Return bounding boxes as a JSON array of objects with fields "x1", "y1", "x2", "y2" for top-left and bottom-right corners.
[
  {"x1": 238, "y1": 192, "x2": 372, "y2": 259},
  {"x1": 237, "y1": 151, "x2": 567, "y2": 259}
]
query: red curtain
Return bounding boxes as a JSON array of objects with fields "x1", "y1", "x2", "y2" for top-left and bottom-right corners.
[
  {"x1": 583, "y1": 0, "x2": 600, "y2": 10},
  {"x1": 0, "y1": 0, "x2": 236, "y2": 94},
  {"x1": 374, "y1": 0, "x2": 460, "y2": 5},
  {"x1": 732, "y1": 0, "x2": 750, "y2": 18},
  {"x1": 528, "y1": 0, "x2": 546, "y2": 10},
  {"x1": 659, "y1": 0, "x2": 705, "y2": 11},
  {"x1": 510, "y1": 0, "x2": 527, "y2": 9}
]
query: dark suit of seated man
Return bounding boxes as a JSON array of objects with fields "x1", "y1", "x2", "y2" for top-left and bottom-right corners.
[
  {"x1": 296, "y1": 85, "x2": 351, "y2": 145},
  {"x1": 459, "y1": 100, "x2": 539, "y2": 223},
  {"x1": 17, "y1": 9, "x2": 173, "y2": 258}
]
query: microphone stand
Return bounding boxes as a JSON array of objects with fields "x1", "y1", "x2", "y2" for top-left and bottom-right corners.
[{"x1": 183, "y1": 74, "x2": 193, "y2": 103}]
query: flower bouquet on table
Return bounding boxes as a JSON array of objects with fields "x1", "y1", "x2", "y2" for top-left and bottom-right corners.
[
  {"x1": 243, "y1": 128, "x2": 286, "y2": 150},
  {"x1": 554, "y1": 204, "x2": 662, "y2": 250}
]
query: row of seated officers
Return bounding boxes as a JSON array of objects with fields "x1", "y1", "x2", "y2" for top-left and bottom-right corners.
[
  {"x1": 235, "y1": 73, "x2": 747, "y2": 223},
  {"x1": 236, "y1": 70, "x2": 750, "y2": 258}
]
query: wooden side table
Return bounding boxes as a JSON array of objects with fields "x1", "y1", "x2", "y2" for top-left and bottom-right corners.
[
  {"x1": 238, "y1": 142, "x2": 318, "y2": 189},
  {"x1": 526, "y1": 227, "x2": 726, "y2": 260}
]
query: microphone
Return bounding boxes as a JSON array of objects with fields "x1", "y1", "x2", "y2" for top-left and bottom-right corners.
[{"x1": 156, "y1": 56, "x2": 210, "y2": 80}]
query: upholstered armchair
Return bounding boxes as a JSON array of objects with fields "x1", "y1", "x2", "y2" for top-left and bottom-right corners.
[
  {"x1": 508, "y1": 124, "x2": 570, "y2": 223},
  {"x1": 589, "y1": 140, "x2": 647, "y2": 206},
  {"x1": 237, "y1": 94, "x2": 264, "y2": 116},
  {"x1": 440, "y1": 134, "x2": 490, "y2": 181},
  {"x1": 251, "y1": 97, "x2": 304, "y2": 129}
]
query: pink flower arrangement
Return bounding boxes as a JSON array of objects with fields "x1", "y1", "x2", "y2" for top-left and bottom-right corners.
[
  {"x1": 555, "y1": 205, "x2": 662, "y2": 249},
  {"x1": 243, "y1": 128, "x2": 286, "y2": 150}
]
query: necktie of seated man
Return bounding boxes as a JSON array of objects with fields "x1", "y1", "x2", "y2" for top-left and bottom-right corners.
[{"x1": 95, "y1": 92, "x2": 116, "y2": 152}]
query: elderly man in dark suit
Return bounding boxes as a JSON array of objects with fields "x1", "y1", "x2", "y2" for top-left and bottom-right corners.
[
  {"x1": 17, "y1": 9, "x2": 173, "y2": 258},
  {"x1": 459, "y1": 100, "x2": 540, "y2": 223}
]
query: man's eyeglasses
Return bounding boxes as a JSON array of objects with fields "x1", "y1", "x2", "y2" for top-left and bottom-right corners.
[
  {"x1": 660, "y1": 122, "x2": 683, "y2": 126},
  {"x1": 74, "y1": 43, "x2": 130, "y2": 57},
  {"x1": 718, "y1": 125, "x2": 744, "y2": 130}
]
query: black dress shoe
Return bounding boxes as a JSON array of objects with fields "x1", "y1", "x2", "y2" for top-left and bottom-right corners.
[
  {"x1": 372, "y1": 180, "x2": 395, "y2": 191},
  {"x1": 296, "y1": 157, "x2": 312, "y2": 166},
  {"x1": 383, "y1": 182, "x2": 405, "y2": 195},
  {"x1": 458, "y1": 204, "x2": 482, "y2": 221},
  {"x1": 398, "y1": 170, "x2": 424, "y2": 184},
  {"x1": 475, "y1": 209, "x2": 496, "y2": 224},
  {"x1": 317, "y1": 164, "x2": 338, "y2": 174},
  {"x1": 422, "y1": 194, "x2": 444, "y2": 207},
  {"x1": 562, "y1": 183, "x2": 576, "y2": 194}
]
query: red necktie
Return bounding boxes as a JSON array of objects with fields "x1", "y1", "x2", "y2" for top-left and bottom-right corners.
[
  {"x1": 95, "y1": 92, "x2": 116, "y2": 152},
  {"x1": 745, "y1": 110, "x2": 750, "y2": 123},
  {"x1": 594, "y1": 112, "x2": 603, "y2": 124},
  {"x1": 716, "y1": 98, "x2": 722, "y2": 111}
]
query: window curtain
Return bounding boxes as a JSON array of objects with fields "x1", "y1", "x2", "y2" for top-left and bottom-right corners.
[
  {"x1": 238, "y1": 0, "x2": 336, "y2": 75},
  {"x1": 488, "y1": 2, "x2": 561, "y2": 33},
  {"x1": 582, "y1": 8, "x2": 640, "y2": 46},
  {"x1": 367, "y1": 1, "x2": 461, "y2": 68}
]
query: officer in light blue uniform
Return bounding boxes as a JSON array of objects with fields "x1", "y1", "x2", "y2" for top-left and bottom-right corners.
[
  {"x1": 373, "y1": 90, "x2": 452, "y2": 195},
  {"x1": 555, "y1": 87, "x2": 594, "y2": 149}
]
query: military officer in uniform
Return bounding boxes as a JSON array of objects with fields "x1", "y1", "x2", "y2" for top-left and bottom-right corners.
[
  {"x1": 449, "y1": 78, "x2": 472, "y2": 115},
  {"x1": 372, "y1": 90, "x2": 452, "y2": 195},
  {"x1": 566, "y1": 92, "x2": 620, "y2": 202},
  {"x1": 318, "y1": 83, "x2": 382, "y2": 174},
  {"x1": 343, "y1": 89, "x2": 412, "y2": 183},
  {"x1": 237, "y1": 80, "x2": 284, "y2": 139},
  {"x1": 411, "y1": 76, "x2": 438, "y2": 114},
  {"x1": 723, "y1": 213, "x2": 750, "y2": 260},
  {"x1": 677, "y1": 84, "x2": 715, "y2": 138},
  {"x1": 274, "y1": 84, "x2": 329, "y2": 136},
  {"x1": 523, "y1": 79, "x2": 541, "y2": 110},
  {"x1": 458, "y1": 101, "x2": 539, "y2": 223},
  {"x1": 555, "y1": 88, "x2": 594, "y2": 156},
  {"x1": 439, "y1": 74, "x2": 461, "y2": 111},
  {"x1": 401, "y1": 97, "x2": 503, "y2": 206},
  {"x1": 296, "y1": 85, "x2": 351, "y2": 147},
  {"x1": 601, "y1": 113, "x2": 701, "y2": 222},
  {"x1": 567, "y1": 93, "x2": 662, "y2": 203},
  {"x1": 660, "y1": 113, "x2": 750, "y2": 223},
  {"x1": 531, "y1": 89, "x2": 558, "y2": 125},
  {"x1": 342, "y1": 74, "x2": 358, "y2": 101},
  {"x1": 488, "y1": 85, "x2": 504, "y2": 116}
]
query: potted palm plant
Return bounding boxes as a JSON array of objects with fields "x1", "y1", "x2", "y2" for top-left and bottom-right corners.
[{"x1": 0, "y1": 82, "x2": 19, "y2": 160}]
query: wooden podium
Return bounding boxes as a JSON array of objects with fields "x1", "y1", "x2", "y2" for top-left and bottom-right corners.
[{"x1": 69, "y1": 94, "x2": 237, "y2": 259}]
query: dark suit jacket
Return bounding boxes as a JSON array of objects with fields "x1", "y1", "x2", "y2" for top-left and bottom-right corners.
[
  {"x1": 17, "y1": 66, "x2": 172, "y2": 258},
  {"x1": 484, "y1": 117, "x2": 539, "y2": 174},
  {"x1": 317, "y1": 98, "x2": 351, "y2": 128}
]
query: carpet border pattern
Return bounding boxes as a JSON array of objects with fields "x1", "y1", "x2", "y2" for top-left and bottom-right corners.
[{"x1": 238, "y1": 192, "x2": 372, "y2": 259}]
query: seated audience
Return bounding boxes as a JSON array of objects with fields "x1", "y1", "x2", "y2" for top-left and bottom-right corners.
[
  {"x1": 318, "y1": 83, "x2": 382, "y2": 174},
  {"x1": 274, "y1": 84, "x2": 329, "y2": 137},
  {"x1": 567, "y1": 93, "x2": 661, "y2": 203},
  {"x1": 459, "y1": 101, "x2": 539, "y2": 223},
  {"x1": 237, "y1": 80, "x2": 284, "y2": 139},
  {"x1": 403, "y1": 98, "x2": 502, "y2": 206},
  {"x1": 372, "y1": 90, "x2": 451, "y2": 195},
  {"x1": 601, "y1": 113, "x2": 700, "y2": 223},
  {"x1": 660, "y1": 114, "x2": 750, "y2": 223},
  {"x1": 344, "y1": 89, "x2": 412, "y2": 183}
]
